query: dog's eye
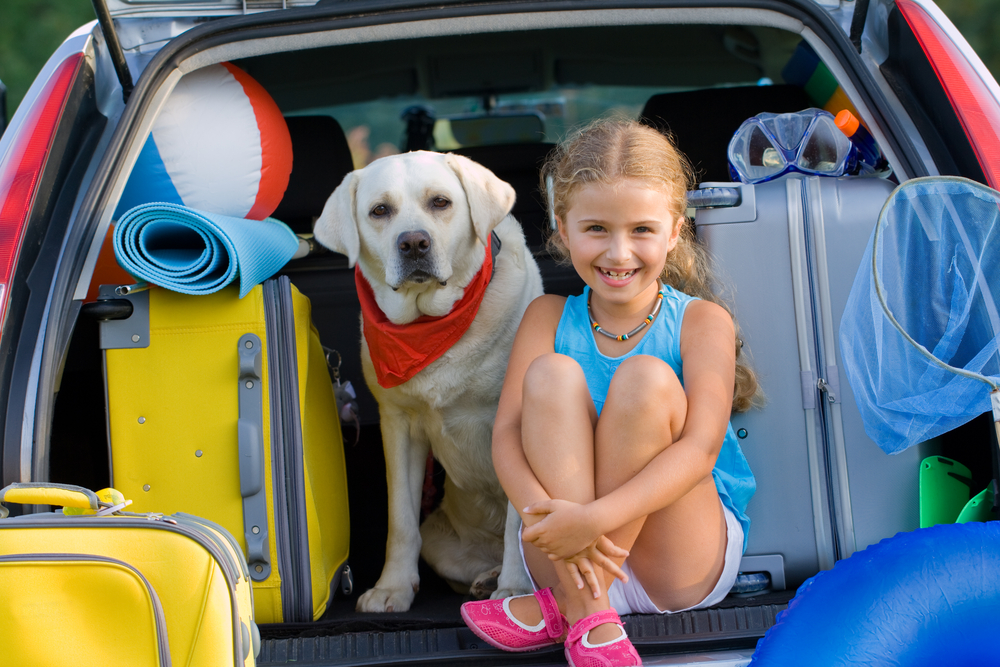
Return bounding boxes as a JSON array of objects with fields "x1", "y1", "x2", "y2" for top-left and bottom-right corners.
[
  {"x1": 431, "y1": 197, "x2": 451, "y2": 209},
  {"x1": 371, "y1": 204, "x2": 390, "y2": 218}
]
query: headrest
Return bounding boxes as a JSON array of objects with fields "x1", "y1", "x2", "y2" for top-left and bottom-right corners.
[
  {"x1": 272, "y1": 116, "x2": 355, "y2": 234},
  {"x1": 640, "y1": 84, "x2": 813, "y2": 183},
  {"x1": 115, "y1": 62, "x2": 293, "y2": 221}
]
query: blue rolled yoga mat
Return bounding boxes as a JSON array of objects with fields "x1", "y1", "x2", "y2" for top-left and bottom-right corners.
[{"x1": 114, "y1": 202, "x2": 300, "y2": 298}]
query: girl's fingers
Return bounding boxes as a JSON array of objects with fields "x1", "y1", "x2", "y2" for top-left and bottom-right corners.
[
  {"x1": 565, "y1": 562, "x2": 585, "y2": 590},
  {"x1": 571, "y1": 557, "x2": 602, "y2": 598},
  {"x1": 594, "y1": 555, "x2": 629, "y2": 583},
  {"x1": 584, "y1": 568, "x2": 602, "y2": 598},
  {"x1": 596, "y1": 535, "x2": 629, "y2": 560},
  {"x1": 521, "y1": 521, "x2": 548, "y2": 543},
  {"x1": 522, "y1": 501, "x2": 553, "y2": 516}
]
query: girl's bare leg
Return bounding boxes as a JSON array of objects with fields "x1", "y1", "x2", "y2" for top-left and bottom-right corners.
[
  {"x1": 596, "y1": 355, "x2": 728, "y2": 612},
  {"x1": 510, "y1": 353, "x2": 726, "y2": 639},
  {"x1": 511, "y1": 353, "x2": 607, "y2": 631}
]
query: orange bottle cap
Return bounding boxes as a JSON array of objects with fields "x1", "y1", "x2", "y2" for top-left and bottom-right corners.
[{"x1": 835, "y1": 109, "x2": 860, "y2": 136}]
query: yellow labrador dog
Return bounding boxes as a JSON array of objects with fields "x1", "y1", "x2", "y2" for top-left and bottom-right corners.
[{"x1": 314, "y1": 151, "x2": 542, "y2": 612}]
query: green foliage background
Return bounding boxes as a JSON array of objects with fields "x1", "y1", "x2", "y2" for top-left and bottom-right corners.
[
  {"x1": 1, "y1": 0, "x2": 96, "y2": 117},
  {"x1": 0, "y1": 0, "x2": 998, "y2": 121}
]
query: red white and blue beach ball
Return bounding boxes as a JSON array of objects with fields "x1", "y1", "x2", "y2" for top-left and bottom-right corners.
[{"x1": 115, "y1": 62, "x2": 292, "y2": 221}]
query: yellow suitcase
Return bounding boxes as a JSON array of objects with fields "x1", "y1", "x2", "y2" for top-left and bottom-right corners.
[
  {"x1": 0, "y1": 483, "x2": 258, "y2": 667},
  {"x1": 97, "y1": 275, "x2": 350, "y2": 623}
]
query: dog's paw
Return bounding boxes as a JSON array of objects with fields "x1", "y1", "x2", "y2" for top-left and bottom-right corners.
[
  {"x1": 356, "y1": 585, "x2": 416, "y2": 613},
  {"x1": 469, "y1": 566, "x2": 502, "y2": 600},
  {"x1": 491, "y1": 562, "x2": 534, "y2": 600}
]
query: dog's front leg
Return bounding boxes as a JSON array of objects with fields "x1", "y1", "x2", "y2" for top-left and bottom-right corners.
[
  {"x1": 356, "y1": 410, "x2": 429, "y2": 613},
  {"x1": 491, "y1": 501, "x2": 534, "y2": 599}
]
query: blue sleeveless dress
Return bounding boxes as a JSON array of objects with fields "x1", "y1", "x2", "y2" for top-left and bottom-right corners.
[{"x1": 555, "y1": 284, "x2": 754, "y2": 550}]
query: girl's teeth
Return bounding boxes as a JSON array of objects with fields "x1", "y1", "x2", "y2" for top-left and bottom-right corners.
[{"x1": 603, "y1": 269, "x2": 635, "y2": 278}]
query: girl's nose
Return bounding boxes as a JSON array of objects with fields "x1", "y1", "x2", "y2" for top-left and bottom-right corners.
[{"x1": 606, "y1": 233, "x2": 631, "y2": 262}]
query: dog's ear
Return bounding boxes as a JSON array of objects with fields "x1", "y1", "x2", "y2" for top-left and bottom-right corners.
[
  {"x1": 445, "y1": 153, "x2": 516, "y2": 245},
  {"x1": 313, "y1": 170, "x2": 361, "y2": 266}
]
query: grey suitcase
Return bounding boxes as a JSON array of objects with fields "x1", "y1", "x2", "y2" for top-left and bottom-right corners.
[{"x1": 692, "y1": 175, "x2": 923, "y2": 589}]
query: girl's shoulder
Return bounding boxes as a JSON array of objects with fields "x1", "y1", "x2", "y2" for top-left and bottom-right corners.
[
  {"x1": 522, "y1": 293, "x2": 567, "y2": 328},
  {"x1": 680, "y1": 297, "x2": 734, "y2": 339},
  {"x1": 511, "y1": 294, "x2": 566, "y2": 353}
]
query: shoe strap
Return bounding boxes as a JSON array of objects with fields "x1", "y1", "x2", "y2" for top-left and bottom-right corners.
[
  {"x1": 567, "y1": 609, "x2": 625, "y2": 644},
  {"x1": 534, "y1": 588, "x2": 567, "y2": 640}
]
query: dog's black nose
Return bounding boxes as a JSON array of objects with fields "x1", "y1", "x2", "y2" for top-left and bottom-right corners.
[{"x1": 397, "y1": 231, "x2": 432, "y2": 259}]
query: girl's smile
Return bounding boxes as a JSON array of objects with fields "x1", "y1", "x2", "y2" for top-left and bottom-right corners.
[{"x1": 558, "y1": 178, "x2": 682, "y2": 318}]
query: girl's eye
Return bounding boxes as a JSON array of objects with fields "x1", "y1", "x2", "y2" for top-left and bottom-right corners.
[
  {"x1": 634, "y1": 226, "x2": 651, "y2": 234},
  {"x1": 586, "y1": 225, "x2": 605, "y2": 232},
  {"x1": 371, "y1": 204, "x2": 390, "y2": 217},
  {"x1": 431, "y1": 197, "x2": 451, "y2": 209}
]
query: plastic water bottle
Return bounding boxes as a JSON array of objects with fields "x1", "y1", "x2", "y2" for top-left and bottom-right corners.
[{"x1": 835, "y1": 110, "x2": 885, "y2": 171}]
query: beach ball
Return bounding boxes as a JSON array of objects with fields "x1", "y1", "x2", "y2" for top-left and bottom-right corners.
[{"x1": 115, "y1": 62, "x2": 292, "y2": 221}]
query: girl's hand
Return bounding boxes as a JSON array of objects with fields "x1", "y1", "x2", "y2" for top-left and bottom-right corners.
[
  {"x1": 563, "y1": 537, "x2": 630, "y2": 598},
  {"x1": 522, "y1": 499, "x2": 600, "y2": 559}
]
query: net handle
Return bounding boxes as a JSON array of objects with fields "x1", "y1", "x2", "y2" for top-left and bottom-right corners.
[{"x1": 871, "y1": 177, "x2": 1000, "y2": 395}]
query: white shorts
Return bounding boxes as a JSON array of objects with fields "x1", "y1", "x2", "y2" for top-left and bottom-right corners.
[{"x1": 518, "y1": 501, "x2": 744, "y2": 616}]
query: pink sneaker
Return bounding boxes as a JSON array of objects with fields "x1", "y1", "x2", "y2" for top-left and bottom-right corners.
[
  {"x1": 460, "y1": 587, "x2": 567, "y2": 652},
  {"x1": 564, "y1": 609, "x2": 642, "y2": 667}
]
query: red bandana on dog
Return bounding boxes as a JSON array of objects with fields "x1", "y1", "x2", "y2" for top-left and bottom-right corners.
[{"x1": 356, "y1": 233, "x2": 499, "y2": 388}]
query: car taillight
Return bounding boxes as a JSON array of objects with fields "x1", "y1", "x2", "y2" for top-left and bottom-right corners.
[
  {"x1": 896, "y1": 0, "x2": 1000, "y2": 188},
  {"x1": 0, "y1": 53, "x2": 84, "y2": 328}
]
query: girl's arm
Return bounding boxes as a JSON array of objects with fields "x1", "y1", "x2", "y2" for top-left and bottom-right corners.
[
  {"x1": 492, "y1": 294, "x2": 565, "y2": 516},
  {"x1": 525, "y1": 299, "x2": 737, "y2": 554}
]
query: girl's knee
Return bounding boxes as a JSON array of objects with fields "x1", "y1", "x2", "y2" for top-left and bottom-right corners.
[
  {"x1": 523, "y1": 353, "x2": 587, "y2": 401},
  {"x1": 611, "y1": 355, "x2": 684, "y2": 404}
]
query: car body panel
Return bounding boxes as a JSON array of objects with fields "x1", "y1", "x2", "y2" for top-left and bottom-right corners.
[{"x1": 1, "y1": 0, "x2": 997, "y2": 663}]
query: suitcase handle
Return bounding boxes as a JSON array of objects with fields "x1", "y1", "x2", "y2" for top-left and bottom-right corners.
[
  {"x1": 0, "y1": 482, "x2": 100, "y2": 518},
  {"x1": 0, "y1": 483, "x2": 131, "y2": 519}
]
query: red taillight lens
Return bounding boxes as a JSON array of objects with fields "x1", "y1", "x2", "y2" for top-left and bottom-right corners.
[
  {"x1": 896, "y1": 0, "x2": 1000, "y2": 188},
  {"x1": 0, "y1": 53, "x2": 84, "y2": 326}
]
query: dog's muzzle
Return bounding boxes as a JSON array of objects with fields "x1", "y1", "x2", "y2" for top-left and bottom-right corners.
[{"x1": 395, "y1": 230, "x2": 446, "y2": 287}]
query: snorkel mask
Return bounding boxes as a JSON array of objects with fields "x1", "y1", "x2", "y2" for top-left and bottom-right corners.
[{"x1": 728, "y1": 108, "x2": 858, "y2": 184}]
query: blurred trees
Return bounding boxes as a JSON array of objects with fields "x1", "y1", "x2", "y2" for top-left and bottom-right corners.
[
  {"x1": 1, "y1": 0, "x2": 95, "y2": 116},
  {"x1": 934, "y1": 0, "x2": 1000, "y2": 78}
]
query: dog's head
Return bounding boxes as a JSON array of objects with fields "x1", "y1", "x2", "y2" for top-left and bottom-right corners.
[{"x1": 314, "y1": 151, "x2": 515, "y2": 323}]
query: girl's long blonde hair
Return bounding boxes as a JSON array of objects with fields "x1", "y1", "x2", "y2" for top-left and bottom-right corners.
[{"x1": 542, "y1": 117, "x2": 760, "y2": 412}]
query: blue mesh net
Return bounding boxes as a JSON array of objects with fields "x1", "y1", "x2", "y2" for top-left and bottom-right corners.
[{"x1": 840, "y1": 177, "x2": 1000, "y2": 454}]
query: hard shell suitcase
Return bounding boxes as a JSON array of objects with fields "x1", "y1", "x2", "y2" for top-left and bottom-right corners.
[
  {"x1": 0, "y1": 483, "x2": 258, "y2": 667},
  {"x1": 97, "y1": 275, "x2": 350, "y2": 623},
  {"x1": 692, "y1": 175, "x2": 923, "y2": 589}
]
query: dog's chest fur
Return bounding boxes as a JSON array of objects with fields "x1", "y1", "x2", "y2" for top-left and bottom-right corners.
[{"x1": 359, "y1": 218, "x2": 536, "y2": 497}]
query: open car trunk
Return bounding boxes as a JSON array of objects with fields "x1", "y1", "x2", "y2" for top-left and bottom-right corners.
[{"x1": 20, "y1": 1, "x2": 998, "y2": 664}]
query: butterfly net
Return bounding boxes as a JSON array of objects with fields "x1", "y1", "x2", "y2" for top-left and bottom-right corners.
[{"x1": 840, "y1": 177, "x2": 1000, "y2": 455}]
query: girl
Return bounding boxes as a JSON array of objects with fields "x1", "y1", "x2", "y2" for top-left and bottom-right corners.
[{"x1": 460, "y1": 118, "x2": 758, "y2": 667}]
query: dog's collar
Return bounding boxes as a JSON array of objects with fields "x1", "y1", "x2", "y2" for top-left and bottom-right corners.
[
  {"x1": 356, "y1": 230, "x2": 501, "y2": 389},
  {"x1": 488, "y1": 229, "x2": 501, "y2": 284}
]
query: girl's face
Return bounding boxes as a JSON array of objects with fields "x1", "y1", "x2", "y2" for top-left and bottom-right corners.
[{"x1": 557, "y1": 178, "x2": 682, "y2": 308}]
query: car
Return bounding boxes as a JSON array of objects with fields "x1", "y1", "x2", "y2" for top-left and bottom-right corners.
[{"x1": 1, "y1": 0, "x2": 998, "y2": 664}]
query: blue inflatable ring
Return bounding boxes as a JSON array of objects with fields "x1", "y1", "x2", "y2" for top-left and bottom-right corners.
[{"x1": 750, "y1": 522, "x2": 1000, "y2": 665}]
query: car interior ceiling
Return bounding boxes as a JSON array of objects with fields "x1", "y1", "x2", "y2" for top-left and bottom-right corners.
[
  {"x1": 50, "y1": 21, "x2": 855, "y2": 629},
  {"x1": 234, "y1": 25, "x2": 802, "y2": 109}
]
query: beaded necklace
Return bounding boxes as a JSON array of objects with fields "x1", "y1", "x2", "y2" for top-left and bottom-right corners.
[{"x1": 587, "y1": 280, "x2": 666, "y2": 342}]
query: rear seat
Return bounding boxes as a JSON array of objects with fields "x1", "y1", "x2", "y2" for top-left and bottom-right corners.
[
  {"x1": 450, "y1": 142, "x2": 555, "y2": 250},
  {"x1": 273, "y1": 115, "x2": 355, "y2": 234},
  {"x1": 640, "y1": 84, "x2": 813, "y2": 182}
]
